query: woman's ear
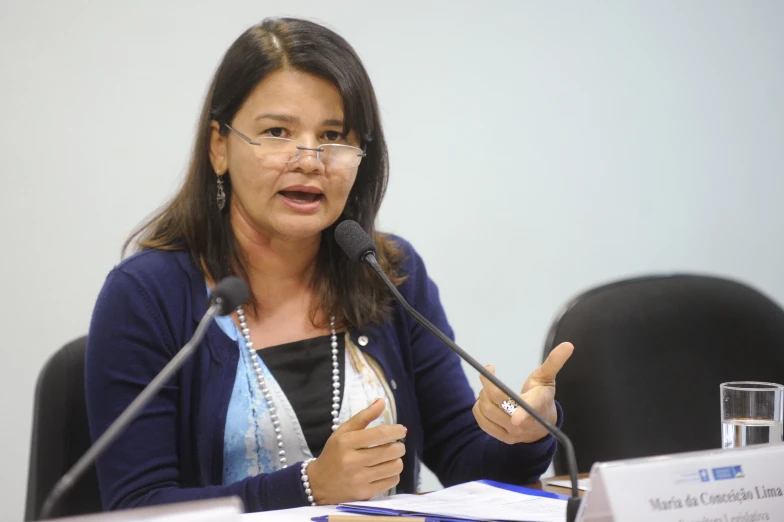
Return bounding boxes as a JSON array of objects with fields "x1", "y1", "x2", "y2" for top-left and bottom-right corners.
[{"x1": 209, "y1": 120, "x2": 228, "y2": 174}]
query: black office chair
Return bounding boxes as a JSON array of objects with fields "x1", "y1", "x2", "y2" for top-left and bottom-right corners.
[
  {"x1": 26, "y1": 336, "x2": 103, "y2": 520},
  {"x1": 544, "y1": 274, "x2": 784, "y2": 475}
]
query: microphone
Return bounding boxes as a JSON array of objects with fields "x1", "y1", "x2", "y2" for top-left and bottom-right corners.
[
  {"x1": 334, "y1": 220, "x2": 582, "y2": 522},
  {"x1": 38, "y1": 276, "x2": 249, "y2": 520},
  {"x1": 210, "y1": 276, "x2": 251, "y2": 315}
]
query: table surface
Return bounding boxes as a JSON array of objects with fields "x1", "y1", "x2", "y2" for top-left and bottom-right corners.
[{"x1": 530, "y1": 473, "x2": 589, "y2": 496}]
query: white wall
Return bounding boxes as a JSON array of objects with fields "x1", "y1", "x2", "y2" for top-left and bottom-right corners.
[{"x1": 2, "y1": 1, "x2": 783, "y2": 519}]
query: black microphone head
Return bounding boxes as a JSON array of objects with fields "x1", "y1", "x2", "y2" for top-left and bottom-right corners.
[
  {"x1": 335, "y1": 220, "x2": 376, "y2": 263},
  {"x1": 210, "y1": 276, "x2": 250, "y2": 315}
]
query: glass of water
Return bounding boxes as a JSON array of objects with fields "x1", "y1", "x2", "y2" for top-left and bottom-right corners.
[{"x1": 721, "y1": 382, "x2": 783, "y2": 449}]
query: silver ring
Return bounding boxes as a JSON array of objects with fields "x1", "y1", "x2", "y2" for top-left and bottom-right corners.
[{"x1": 500, "y1": 399, "x2": 519, "y2": 416}]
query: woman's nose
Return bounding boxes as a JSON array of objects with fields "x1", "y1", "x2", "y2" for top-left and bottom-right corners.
[{"x1": 290, "y1": 145, "x2": 326, "y2": 174}]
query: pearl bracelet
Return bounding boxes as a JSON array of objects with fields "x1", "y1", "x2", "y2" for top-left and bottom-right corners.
[{"x1": 301, "y1": 458, "x2": 317, "y2": 506}]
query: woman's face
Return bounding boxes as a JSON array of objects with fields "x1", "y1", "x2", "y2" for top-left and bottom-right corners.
[{"x1": 210, "y1": 69, "x2": 362, "y2": 241}]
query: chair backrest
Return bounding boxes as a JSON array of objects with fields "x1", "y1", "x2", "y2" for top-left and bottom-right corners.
[
  {"x1": 543, "y1": 274, "x2": 784, "y2": 475},
  {"x1": 26, "y1": 336, "x2": 102, "y2": 520}
]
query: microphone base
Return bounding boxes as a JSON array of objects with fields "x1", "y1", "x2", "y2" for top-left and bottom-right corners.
[{"x1": 566, "y1": 496, "x2": 582, "y2": 522}]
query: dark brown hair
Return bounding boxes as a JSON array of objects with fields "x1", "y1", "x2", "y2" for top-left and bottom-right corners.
[{"x1": 124, "y1": 18, "x2": 403, "y2": 329}]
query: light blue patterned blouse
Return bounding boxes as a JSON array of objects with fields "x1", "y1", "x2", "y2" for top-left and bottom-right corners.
[{"x1": 213, "y1": 306, "x2": 397, "y2": 488}]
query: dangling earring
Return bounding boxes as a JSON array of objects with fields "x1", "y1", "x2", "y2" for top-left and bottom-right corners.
[{"x1": 216, "y1": 173, "x2": 226, "y2": 211}]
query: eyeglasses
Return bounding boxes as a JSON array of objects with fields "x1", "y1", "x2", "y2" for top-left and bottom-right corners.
[{"x1": 224, "y1": 123, "x2": 366, "y2": 169}]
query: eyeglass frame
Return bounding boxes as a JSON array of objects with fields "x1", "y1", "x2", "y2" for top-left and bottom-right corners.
[{"x1": 222, "y1": 123, "x2": 367, "y2": 166}]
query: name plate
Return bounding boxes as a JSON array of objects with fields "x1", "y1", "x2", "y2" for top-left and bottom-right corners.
[{"x1": 578, "y1": 443, "x2": 784, "y2": 521}]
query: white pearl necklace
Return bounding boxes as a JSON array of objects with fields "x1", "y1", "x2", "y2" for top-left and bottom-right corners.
[{"x1": 236, "y1": 307, "x2": 340, "y2": 469}]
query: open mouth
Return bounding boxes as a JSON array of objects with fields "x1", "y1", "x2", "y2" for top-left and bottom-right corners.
[{"x1": 279, "y1": 190, "x2": 323, "y2": 203}]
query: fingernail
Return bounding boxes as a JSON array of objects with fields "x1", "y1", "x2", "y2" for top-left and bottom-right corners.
[
  {"x1": 372, "y1": 398, "x2": 382, "y2": 406},
  {"x1": 404, "y1": 426, "x2": 408, "y2": 434}
]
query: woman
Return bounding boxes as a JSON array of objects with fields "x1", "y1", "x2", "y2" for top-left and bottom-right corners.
[{"x1": 85, "y1": 17, "x2": 574, "y2": 512}]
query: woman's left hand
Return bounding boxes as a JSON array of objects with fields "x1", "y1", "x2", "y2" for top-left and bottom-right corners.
[{"x1": 472, "y1": 342, "x2": 574, "y2": 444}]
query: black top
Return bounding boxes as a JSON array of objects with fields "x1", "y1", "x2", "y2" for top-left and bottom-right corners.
[{"x1": 256, "y1": 334, "x2": 345, "y2": 457}]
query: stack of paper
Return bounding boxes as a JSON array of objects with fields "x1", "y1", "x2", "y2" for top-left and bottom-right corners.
[{"x1": 336, "y1": 480, "x2": 567, "y2": 522}]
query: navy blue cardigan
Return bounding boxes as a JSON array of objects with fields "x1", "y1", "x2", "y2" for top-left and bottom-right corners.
[{"x1": 85, "y1": 237, "x2": 560, "y2": 512}]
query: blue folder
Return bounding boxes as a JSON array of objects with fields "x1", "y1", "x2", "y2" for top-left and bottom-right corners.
[{"x1": 310, "y1": 479, "x2": 569, "y2": 522}]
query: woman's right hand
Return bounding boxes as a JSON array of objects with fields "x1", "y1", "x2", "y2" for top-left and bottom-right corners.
[{"x1": 306, "y1": 398, "x2": 406, "y2": 505}]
